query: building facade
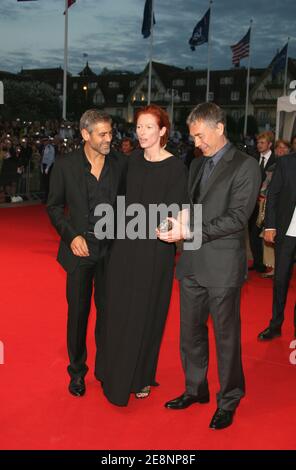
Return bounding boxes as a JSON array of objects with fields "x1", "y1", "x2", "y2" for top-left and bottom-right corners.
[{"x1": 2, "y1": 59, "x2": 296, "y2": 133}]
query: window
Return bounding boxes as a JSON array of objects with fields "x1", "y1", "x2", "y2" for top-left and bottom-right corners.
[
  {"x1": 250, "y1": 76, "x2": 257, "y2": 84},
  {"x1": 89, "y1": 82, "x2": 97, "y2": 89},
  {"x1": 93, "y1": 92, "x2": 105, "y2": 105},
  {"x1": 208, "y1": 92, "x2": 214, "y2": 102},
  {"x1": 257, "y1": 90, "x2": 267, "y2": 99},
  {"x1": 231, "y1": 110, "x2": 240, "y2": 120},
  {"x1": 196, "y1": 78, "x2": 207, "y2": 86},
  {"x1": 220, "y1": 77, "x2": 233, "y2": 85},
  {"x1": 129, "y1": 80, "x2": 136, "y2": 88},
  {"x1": 231, "y1": 91, "x2": 240, "y2": 101},
  {"x1": 116, "y1": 109, "x2": 123, "y2": 118},
  {"x1": 144, "y1": 77, "x2": 156, "y2": 87},
  {"x1": 259, "y1": 111, "x2": 269, "y2": 122},
  {"x1": 73, "y1": 82, "x2": 78, "y2": 90},
  {"x1": 116, "y1": 94, "x2": 124, "y2": 103},
  {"x1": 108, "y1": 81, "x2": 119, "y2": 88},
  {"x1": 172, "y1": 79, "x2": 185, "y2": 87},
  {"x1": 56, "y1": 83, "x2": 62, "y2": 90},
  {"x1": 182, "y1": 92, "x2": 190, "y2": 102}
]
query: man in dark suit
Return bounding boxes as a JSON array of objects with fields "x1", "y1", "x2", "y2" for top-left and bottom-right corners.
[
  {"x1": 158, "y1": 103, "x2": 261, "y2": 429},
  {"x1": 47, "y1": 110, "x2": 127, "y2": 397},
  {"x1": 248, "y1": 132, "x2": 276, "y2": 273},
  {"x1": 258, "y1": 153, "x2": 296, "y2": 340}
]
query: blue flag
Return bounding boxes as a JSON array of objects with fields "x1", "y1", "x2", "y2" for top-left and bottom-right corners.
[
  {"x1": 141, "y1": 0, "x2": 156, "y2": 38},
  {"x1": 271, "y1": 43, "x2": 288, "y2": 80},
  {"x1": 189, "y1": 8, "x2": 211, "y2": 51}
]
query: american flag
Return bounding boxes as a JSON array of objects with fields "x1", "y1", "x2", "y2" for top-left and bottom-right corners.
[{"x1": 230, "y1": 28, "x2": 250, "y2": 66}]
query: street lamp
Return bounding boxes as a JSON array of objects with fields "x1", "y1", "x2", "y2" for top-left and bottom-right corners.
[{"x1": 83, "y1": 85, "x2": 88, "y2": 103}]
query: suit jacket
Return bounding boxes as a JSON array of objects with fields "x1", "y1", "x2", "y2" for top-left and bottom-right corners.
[
  {"x1": 176, "y1": 144, "x2": 261, "y2": 287},
  {"x1": 265, "y1": 152, "x2": 296, "y2": 240},
  {"x1": 47, "y1": 148, "x2": 127, "y2": 273},
  {"x1": 255, "y1": 151, "x2": 276, "y2": 179}
]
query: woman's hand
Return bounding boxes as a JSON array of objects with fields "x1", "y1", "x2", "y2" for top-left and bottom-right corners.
[{"x1": 156, "y1": 210, "x2": 190, "y2": 243}]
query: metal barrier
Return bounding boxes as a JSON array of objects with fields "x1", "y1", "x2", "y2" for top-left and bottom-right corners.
[{"x1": 0, "y1": 160, "x2": 45, "y2": 204}]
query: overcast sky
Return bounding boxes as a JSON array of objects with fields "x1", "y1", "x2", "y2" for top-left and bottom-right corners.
[{"x1": 0, "y1": 0, "x2": 295, "y2": 76}]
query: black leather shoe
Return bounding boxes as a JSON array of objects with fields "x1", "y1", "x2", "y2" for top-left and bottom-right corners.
[
  {"x1": 164, "y1": 392, "x2": 209, "y2": 409},
  {"x1": 248, "y1": 264, "x2": 266, "y2": 273},
  {"x1": 209, "y1": 408, "x2": 234, "y2": 430},
  {"x1": 256, "y1": 265, "x2": 267, "y2": 273},
  {"x1": 258, "y1": 327, "x2": 281, "y2": 341},
  {"x1": 69, "y1": 377, "x2": 85, "y2": 397}
]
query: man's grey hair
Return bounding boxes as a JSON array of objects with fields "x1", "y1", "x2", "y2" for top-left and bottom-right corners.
[
  {"x1": 187, "y1": 102, "x2": 226, "y2": 131},
  {"x1": 80, "y1": 109, "x2": 112, "y2": 133}
]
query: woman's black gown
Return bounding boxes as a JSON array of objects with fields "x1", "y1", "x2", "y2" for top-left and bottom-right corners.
[{"x1": 96, "y1": 150, "x2": 188, "y2": 406}]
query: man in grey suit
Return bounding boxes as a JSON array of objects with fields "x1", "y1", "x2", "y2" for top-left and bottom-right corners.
[{"x1": 158, "y1": 103, "x2": 261, "y2": 429}]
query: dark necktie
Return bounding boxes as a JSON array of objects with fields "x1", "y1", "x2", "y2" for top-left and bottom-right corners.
[
  {"x1": 200, "y1": 158, "x2": 215, "y2": 191},
  {"x1": 260, "y1": 156, "x2": 266, "y2": 180}
]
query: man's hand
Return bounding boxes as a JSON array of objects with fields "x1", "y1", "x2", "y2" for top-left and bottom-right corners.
[
  {"x1": 264, "y1": 229, "x2": 276, "y2": 243},
  {"x1": 70, "y1": 236, "x2": 89, "y2": 257},
  {"x1": 156, "y1": 217, "x2": 187, "y2": 243}
]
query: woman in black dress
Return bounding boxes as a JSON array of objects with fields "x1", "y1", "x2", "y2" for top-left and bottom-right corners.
[{"x1": 96, "y1": 105, "x2": 188, "y2": 406}]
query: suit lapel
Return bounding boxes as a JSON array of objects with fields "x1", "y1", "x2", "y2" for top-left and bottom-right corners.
[
  {"x1": 70, "y1": 150, "x2": 88, "y2": 208},
  {"x1": 198, "y1": 145, "x2": 236, "y2": 203},
  {"x1": 189, "y1": 157, "x2": 206, "y2": 202},
  {"x1": 265, "y1": 152, "x2": 276, "y2": 171},
  {"x1": 108, "y1": 152, "x2": 120, "y2": 204}
]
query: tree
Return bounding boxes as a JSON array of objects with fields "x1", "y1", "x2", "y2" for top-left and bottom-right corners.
[
  {"x1": 238, "y1": 115, "x2": 258, "y2": 138},
  {"x1": 1, "y1": 80, "x2": 60, "y2": 120},
  {"x1": 226, "y1": 115, "x2": 238, "y2": 141}
]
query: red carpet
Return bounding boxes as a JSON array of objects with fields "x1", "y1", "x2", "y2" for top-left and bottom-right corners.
[{"x1": 0, "y1": 206, "x2": 295, "y2": 450}]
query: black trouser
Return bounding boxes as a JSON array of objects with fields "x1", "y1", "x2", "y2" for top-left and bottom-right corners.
[
  {"x1": 180, "y1": 275, "x2": 245, "y2": 411},
  {"x1": 66, "y1": 239, "x2": 107, "y2": 379},
  {"x1": 269, "y1": 236, "x2": 296, "y2": 330},
  {"x1": 248, "y1": 206, "x2": 264, "y2": 270}
]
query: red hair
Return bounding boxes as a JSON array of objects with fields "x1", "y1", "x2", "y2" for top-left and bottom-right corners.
[{"x1": 135, "y1": 104, "x2": 170, "y2": 147}]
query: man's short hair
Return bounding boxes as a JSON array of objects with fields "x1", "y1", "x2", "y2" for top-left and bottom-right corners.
[
  {"x1": 80, "y1": 109, "x2": 112, "y2": 133},
  {"x1": 257, "y1": 131, "x2": 274, "y2": 144},
  {"x1": 186, "y1": 102, "x2": 226, "y2": 130}
]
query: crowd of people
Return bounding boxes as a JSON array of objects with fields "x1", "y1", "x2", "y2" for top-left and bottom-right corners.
[{"x1": 5, "y1": 116, "x2": 295, "y2": 204}]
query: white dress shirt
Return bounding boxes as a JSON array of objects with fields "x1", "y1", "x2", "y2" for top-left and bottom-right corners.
[
  {"x1": 286, "y1": 205, "x2": 296, "y2": 237},
  {"x1": 259, "y1": 150, "x2": 272, "y2": 167}
]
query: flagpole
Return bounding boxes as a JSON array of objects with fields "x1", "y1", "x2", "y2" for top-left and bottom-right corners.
[
  {"x1": 243, "y1": 19, "x2": 252, "y2": 139},
  {"x1": 283, "y1": 37, "x2": 290, "y2": 96},
  {"x1": 206, "y1": 0, "x2": 213, "y2": 102},
  {"x1": 147, "y1": 0, "x2": 154, "y2": 105},
  {"x1": 62, "y1": 0, "x2": 69, "y2": 120}
]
